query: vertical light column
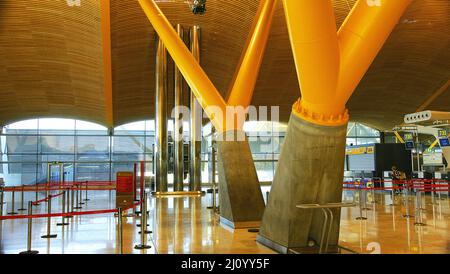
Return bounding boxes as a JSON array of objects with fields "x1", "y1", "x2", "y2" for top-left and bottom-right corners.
[
  {"x1": 155, "y1": 37, "x2": 168, "y2": 193},
  {"x1": 189, "y1": 26, "x2": 202, "y2": 192},
  {"x1": 174, "y1": 24, "x2": 185, "y2": 192}
]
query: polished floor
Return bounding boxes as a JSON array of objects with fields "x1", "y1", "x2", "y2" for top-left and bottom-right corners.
[{"x1": 0, "y1": 188, "x2": 449, "y2": 254}]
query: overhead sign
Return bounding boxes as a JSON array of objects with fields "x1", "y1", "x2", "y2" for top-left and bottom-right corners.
[
  {"x1": 438, "y1": 129, "x2": 448, "y2": 138},
  {"x1": 438, "y1": 129, "x2": 450, "y2": 147},
  {"x1": 116, "y1": 172, "x2": 134, "y2": 209},
  {"x1": 404, "y1": 133, "x2": 414, "y2": 141},
  {"x1": 405, "y1": 141, "x2": 415, "y2": 150},
  {"x1": 345, "y1": 145, "x2": 375, "y2": 155}
]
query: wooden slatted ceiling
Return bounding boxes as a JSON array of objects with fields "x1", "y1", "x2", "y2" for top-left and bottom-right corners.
[
  {"x1": 0, "y1": 0, "x2": 448, "y2": 131},
  {"x1": 0, "y1": 0, "x2": 104, "y2": 125}
]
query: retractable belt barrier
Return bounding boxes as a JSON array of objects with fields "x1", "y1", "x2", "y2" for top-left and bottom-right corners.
[
  {"x1": 2, "y1": 181, "x2": 116, "y2": 192},
  {"x1": 0, "y1": 200, "x2": 143, "y2": 221}
]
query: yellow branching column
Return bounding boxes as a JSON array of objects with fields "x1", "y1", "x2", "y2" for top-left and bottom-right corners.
[
  {"x1": 139, "y1": 0, "x2": 276, "y2": 228},
  {"x1": 257, "y1": 0, "x2": 412, "y2": 253}
]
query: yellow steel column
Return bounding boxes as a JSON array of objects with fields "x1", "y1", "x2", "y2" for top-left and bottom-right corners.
[
  {"x1": 282, "y1": 0, "x2": 412, "y2": 126},
  {"x1": 282, "y1": 0, "x2": 341, "y2": 125},
  {"x1": 336, "y1": 0, "x2": 413, "y2": 107},
  {"x1": 226, "y1": 0, "x2": 277, "y2": 108},
  {"x1": 138, "y1": 0, "x2": 227, "y2": 132}
]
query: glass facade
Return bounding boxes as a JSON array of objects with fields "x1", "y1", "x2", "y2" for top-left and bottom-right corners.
[
  {"x1": 0, "y1": 119, "x2": 153, "y2": 186},
  {"x1": 0, "y1": 118, "x2": 287, "y2": 186},
  {"x1": 0, "y1": 118, "x2": 380, "y2": 186},
  {"x1": 346, "y1": 122, "x2": 381, "y2": 146}
]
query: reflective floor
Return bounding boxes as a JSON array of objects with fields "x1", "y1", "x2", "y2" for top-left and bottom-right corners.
[
  {"x1": 0, "y1": 189, "x2": 449, "y2": 254},
  {"x1": 340, "y1": 190, "x2": 450, "y2": 254}
]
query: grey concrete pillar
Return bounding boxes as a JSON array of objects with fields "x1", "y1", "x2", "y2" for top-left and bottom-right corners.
[
  {"x1": 154, "y1": 37, "x2": 168, "y2": 193},
  {"x1": 189, "y1": 26, "x2": 202, "y2": 192},
  {"x1": 257, "y1": 113, "x2": 347, "y2": 253},
  {"x1": 174, "y1": 24, "x2": 184, "y2": 192},
  {"x1": 216, "y1": 130, "x2": 265, "y2": 228}
]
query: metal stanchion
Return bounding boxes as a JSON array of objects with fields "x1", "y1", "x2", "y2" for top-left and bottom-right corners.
[
  {"x1": 57, "y1": 191, "x2": 69, "y2": 226},
  {"x1": 70, "y1": 187, "x2": 76, "y2": 212},
  {"x1": 135, "y1": 192, "x2": 151, "y2": 250},
  {"x1": 414, "y1": 190, "x2": 426, "y2": 226},
  {"x1": 41, "y1": 195, "x2": 57, "y2": 238},
  {"x1": 18, "y1": 185, "x2": 26, "y2": 211},
  {"x1": 212, "y1": 182, "x2": 217, "y2": 212},
  {"x1": 117, "y1": 207, "x2": 123, "y2": 254},
  {"x1": 78, "y1": 184, "x2": 84, "y2": 205},
  {"x1": 355, "y1": 189, "x2": 367, "y2": 220},
  {"x1": 361, "y1": 188, "x2": 371, "y2": 211},
  {"x1": 7, "y1": 189, "x2": 18, "y2": 215},
  {"x1": 0, "y1": 187, "x2": 4, "y2": 217},
  {"x1": 19, "y1": 201, "x2": 39, "y2": 254},
  {"x1": 73, "y1": 185, "x2": 82, "y2": 209},
  {"x1": 402, "y1": 183, "x2": 414, "y2": 218},
  {"x1": 34, "y1": 184, "x2": 40, "y2": 206},
  {"x1": 83, "y1": 181, "x2": 90, "y2": 201},
  {"x1": 65, "y1": 188, "x2": 73, "y2": 219},
  {"x1": 138, "y1": 192, "x2": 152, "y2": 235}
]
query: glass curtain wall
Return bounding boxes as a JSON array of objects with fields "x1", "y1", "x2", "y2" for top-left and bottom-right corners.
[
  {"x1": 0, "y1": 118, "x2": 155, "y2": 186},
  {"x1": 346, "y1": 122, "x2": 381, "y2": 146},
  {"x1": 1, "y1": 118, "x2": 379, "y2": 186}
]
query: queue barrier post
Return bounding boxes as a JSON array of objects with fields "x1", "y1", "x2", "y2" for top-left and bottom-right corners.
[
  {"x1": 57, "y1": 191, "x2": 69, "y2": 226},
  {"x1": 139, "y1": 192, "x2": 152, "y2": 235},
  {"x1": 402, "y1": 182, "x2": 414, "y2": 218},
  {"x1": 361, "y1": 181, "x2": 371, "y2": 211},
  {"x1": 135, "y1": 192, "x2": 151, "y2": 250},
  {"x1": 34, "y1": 184, "x2": 40, "y2": 206},
  {"x1": 414, "y1": 190, "x2": 426, "y2": 226},
  {"x1": 7, "y1": 189, "x2": 18, "y2": 215},
  {"x1": 84, "y1": 181, "x2": 90, "y2": 201},
  {"x1": 0, "y1": 186, "x2": 4, "y2": 217},
  {"x1": 65, "y1": 188, "x2": 73, "y2": 219},
  {"x1": 18, "y1": 184, "x2": 27, "y2": 211},
  {"x1": 355, "y1": 188, "x2": 367, "y2": 220},
  {"x1": 78, "y1": 184, "x2": 85, "y2": 205},
  {"x1": 74, "y1": 185, "x2": 82, "y2": 210},
  {"x1": 19, "y1": 201, "x2": 39, "y2": 254},
  {"x1": 41, "y1": 195, "x2": 57, "y2": 239},
  {"x1": 117, "y1": 207, "x2": 123, "y2": 254}
]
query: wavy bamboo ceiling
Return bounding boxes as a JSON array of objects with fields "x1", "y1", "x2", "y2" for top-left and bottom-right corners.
[{"x1": 0, "y1": 0, "x2": 448, "y2": 130}]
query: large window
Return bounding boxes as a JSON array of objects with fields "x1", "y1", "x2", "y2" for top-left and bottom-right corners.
[
  {"x1": 346, "y1": 122, "x2": 381, "y2": 146},
  {"x1": 0, "y1": 118, "x2": 380, "y2": 186},
  {"x1": 0, "y1": 118, "x2": 155, "y2": 186}
]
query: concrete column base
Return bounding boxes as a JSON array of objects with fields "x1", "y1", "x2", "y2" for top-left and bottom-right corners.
[
  {"x1": 217, "y1": 130, "x2": 265, "y2": 229},
  {"x1": 257, "y1": 113, "x2": 347, "y2": 253}
]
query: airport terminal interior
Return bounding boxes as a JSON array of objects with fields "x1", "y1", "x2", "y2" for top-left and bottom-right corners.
[{"x1": 0, "y1": 0, "x2": 449, "y2": 255}]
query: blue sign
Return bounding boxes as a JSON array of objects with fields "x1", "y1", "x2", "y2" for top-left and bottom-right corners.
[
  {"x1": 405, "y1": 141, "x2": 415, "y2": 150},
  {"x1": 439, "y1": 138, "x2": 450, "y2": 147}
]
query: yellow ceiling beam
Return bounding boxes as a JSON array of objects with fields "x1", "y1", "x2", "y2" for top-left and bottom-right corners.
[
  {"x1": 394, "y1": 131, "x2": 405, "y2": 143},
  {"x1": 139, "y1": 0, "x2": 276, "y2": 132},
  {"x1": 226, "y1": 0, "x2": 277, "y2": 109}
]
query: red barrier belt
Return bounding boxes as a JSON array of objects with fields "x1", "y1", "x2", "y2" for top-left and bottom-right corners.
[
  {"x1": 0, "y1": 200, "x2": 143, "y2": 221},
  {"x1": 31, "y1": 192, "x2": 65, "y2": 205},
  {"x1": 2, "y1": 181, "x2": 116, "y2": 192}
]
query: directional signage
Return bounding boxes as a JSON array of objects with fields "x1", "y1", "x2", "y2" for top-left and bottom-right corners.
[
  {"x1": 405, "y1": 141, "x2": 415, "y2": 150},
  {"x1": 438, "y1": 129, "x2": 450, "y2": 147},
  {"x1": 404, "y1": 133, "x2": 414, "y2": 141}
]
